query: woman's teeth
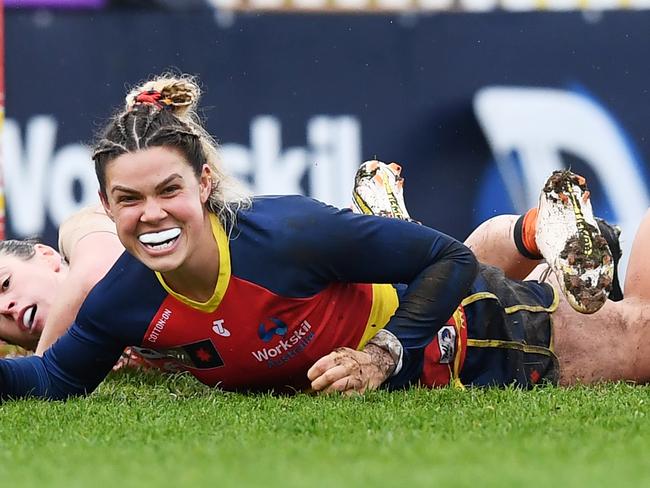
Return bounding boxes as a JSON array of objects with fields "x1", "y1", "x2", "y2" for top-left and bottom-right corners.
[{"x1": 23, "y1": 305, "x2": 37, "y2": 330}]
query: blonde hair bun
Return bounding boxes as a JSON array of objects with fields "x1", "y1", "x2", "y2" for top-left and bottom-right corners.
[{"x1": 125, "y1": 75, "x2": 200, "y2": 119}]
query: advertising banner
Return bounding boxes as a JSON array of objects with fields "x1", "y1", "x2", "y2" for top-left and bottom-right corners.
[{"x1": 4, "y1": 10, "x2": 650, "y2": 277}]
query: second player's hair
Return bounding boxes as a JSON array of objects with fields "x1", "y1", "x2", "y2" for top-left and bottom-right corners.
[{"x1": 0, "y1": 239, "x2": 38, "y2": 261}]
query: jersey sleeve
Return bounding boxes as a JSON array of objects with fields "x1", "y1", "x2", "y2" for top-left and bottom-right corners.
[
  {"x1": 0, "y1": 316, "x2": 127, "y2": 401},
  {"x1": 277, "y1": 198, "x2": 478, "y2": 387}
]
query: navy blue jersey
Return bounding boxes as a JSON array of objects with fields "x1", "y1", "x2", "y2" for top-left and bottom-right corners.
[{"x1": 0, "y1": 196, "x2": 477, "y2": 400}]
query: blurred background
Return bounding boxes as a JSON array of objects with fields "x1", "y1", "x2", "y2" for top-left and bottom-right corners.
[{"x1": 2, "y1": 0, "x2": 649, "y2": 280}]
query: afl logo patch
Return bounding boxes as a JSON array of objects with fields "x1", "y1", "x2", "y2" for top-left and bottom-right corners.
[{"x1": 437, "y1": 325, "x2": 456, "y2": 364}]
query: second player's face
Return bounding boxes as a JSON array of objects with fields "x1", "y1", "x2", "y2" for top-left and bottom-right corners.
[
  {"x1": 0, "y1": 247, "x2": 65, "y2": 350},
  {"x1": 100, "y1": 146, "x2": 213, "y2": 276}
]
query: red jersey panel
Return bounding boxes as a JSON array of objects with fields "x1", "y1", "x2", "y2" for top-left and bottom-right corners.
[{"x1": 136, "y1": 277, "x2": 373, "y2": 391}]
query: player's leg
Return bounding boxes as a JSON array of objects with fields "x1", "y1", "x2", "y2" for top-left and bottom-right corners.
[
  {"x1": 463, "y1": 214, "x2": 541, "y2": 280},
  {"x1": 622, "y1": 207, "x2": 650, "y2": 301},
  {"x1": 350, "y1": 161, "x2": 646, "y2": 386},
  {"x1": 467, "y1": 171, "x2": 617, "y2": 314},
  {"x1": 464, "y1": 170, "x2": 623, "y2": 314}
]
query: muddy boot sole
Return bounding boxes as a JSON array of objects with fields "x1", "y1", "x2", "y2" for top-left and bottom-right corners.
[{"x1": 536, "y1": 170, "x2": 614, "y2": 314}]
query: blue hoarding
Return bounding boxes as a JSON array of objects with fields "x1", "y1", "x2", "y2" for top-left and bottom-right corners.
[{"x1": 4, "y1": 10, "x2": 650, "y2": 277}]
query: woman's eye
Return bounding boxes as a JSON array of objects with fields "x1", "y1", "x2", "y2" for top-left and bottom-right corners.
[
  {"x1": 2, "y1": 277, "x2": 10, "y2": 291},
  {"x1": 162, "y1": 186, "x2": 179, "y2": 195}
]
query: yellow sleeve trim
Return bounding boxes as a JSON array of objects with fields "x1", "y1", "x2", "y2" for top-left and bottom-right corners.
[
  {"x1": 155, "y1": 213, "x2": 232, "y2": 312},
  {"x1": 356, "y1": 283, "x2": 399, "y2": 349}
]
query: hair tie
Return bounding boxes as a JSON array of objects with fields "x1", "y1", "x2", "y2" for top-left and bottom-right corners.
[{"x1": 132, "y1": 90, "x2": 172, "y2": 110}]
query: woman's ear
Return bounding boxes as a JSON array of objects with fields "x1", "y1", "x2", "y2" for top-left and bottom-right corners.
[
  {"x1": 99, "y1": 190, "x2": 115, "y2": 221},
  {"x1": 199, "y1": 164, "x2": 213, "y2": 204},
  {"x1": 33, "y1": 244, "x2": 63, "y2": 272}
]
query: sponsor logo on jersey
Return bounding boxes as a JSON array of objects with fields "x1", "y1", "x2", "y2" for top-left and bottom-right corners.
[
  {"x1": 212, "y1": 319, "x2": 231, "y2": 337},
  {"x1": 437, "y1": 325, "x2": 456, "y2": 364},
  {"x1": 257, "y1": 317, "x2": 288, "y2": 342},
  {"x1": 147, "y1": 308, "x2": 173, "y2": 343},
  {"x1": 252, "y1": 319, "x2": 314, "y2": 368}
]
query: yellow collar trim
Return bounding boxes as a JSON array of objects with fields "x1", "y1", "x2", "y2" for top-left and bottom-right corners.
[{"x1": 154, "y1": 213, "x2": 231, "y2": 312}]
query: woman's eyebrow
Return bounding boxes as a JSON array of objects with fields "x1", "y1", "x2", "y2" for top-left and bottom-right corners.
[{"x1": 155, "y1": 174, "x2": 183, "y2": 191}]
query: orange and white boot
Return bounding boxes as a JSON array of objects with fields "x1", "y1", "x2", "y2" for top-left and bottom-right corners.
[{"x1": 351, "y1": 160, "x2": 413, "y2": 221}]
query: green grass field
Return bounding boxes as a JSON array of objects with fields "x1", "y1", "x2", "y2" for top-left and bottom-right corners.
[{"x1": 1, "y1": 371, "x2": 649, "y2": 488}]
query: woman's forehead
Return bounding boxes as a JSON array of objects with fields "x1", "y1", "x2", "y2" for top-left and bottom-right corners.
[
  {"x1": 106, "y1": 148, "x2": 192, "y2": 182},
  {"x1": 0, "y1": 253, "x2": 24, "y2": 269},
  {"x1": 109, "y1": 146, "x2": 187, "y2": 166},
  {"x1": 0, "y1": 251, "x2": 45, "y2": 269}
]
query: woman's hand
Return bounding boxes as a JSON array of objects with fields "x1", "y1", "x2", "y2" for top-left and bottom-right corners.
[{"x1": 307, "y1": 344, "x2": 395, "y2": 395}]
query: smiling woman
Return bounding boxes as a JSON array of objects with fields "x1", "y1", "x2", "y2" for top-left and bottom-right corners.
[
  {"x1": 100, "y1": 147, "x2": 219, "y2": 301},
  {"x1": 91, "y1": 76, "x2": 252, "y2": 302}
]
